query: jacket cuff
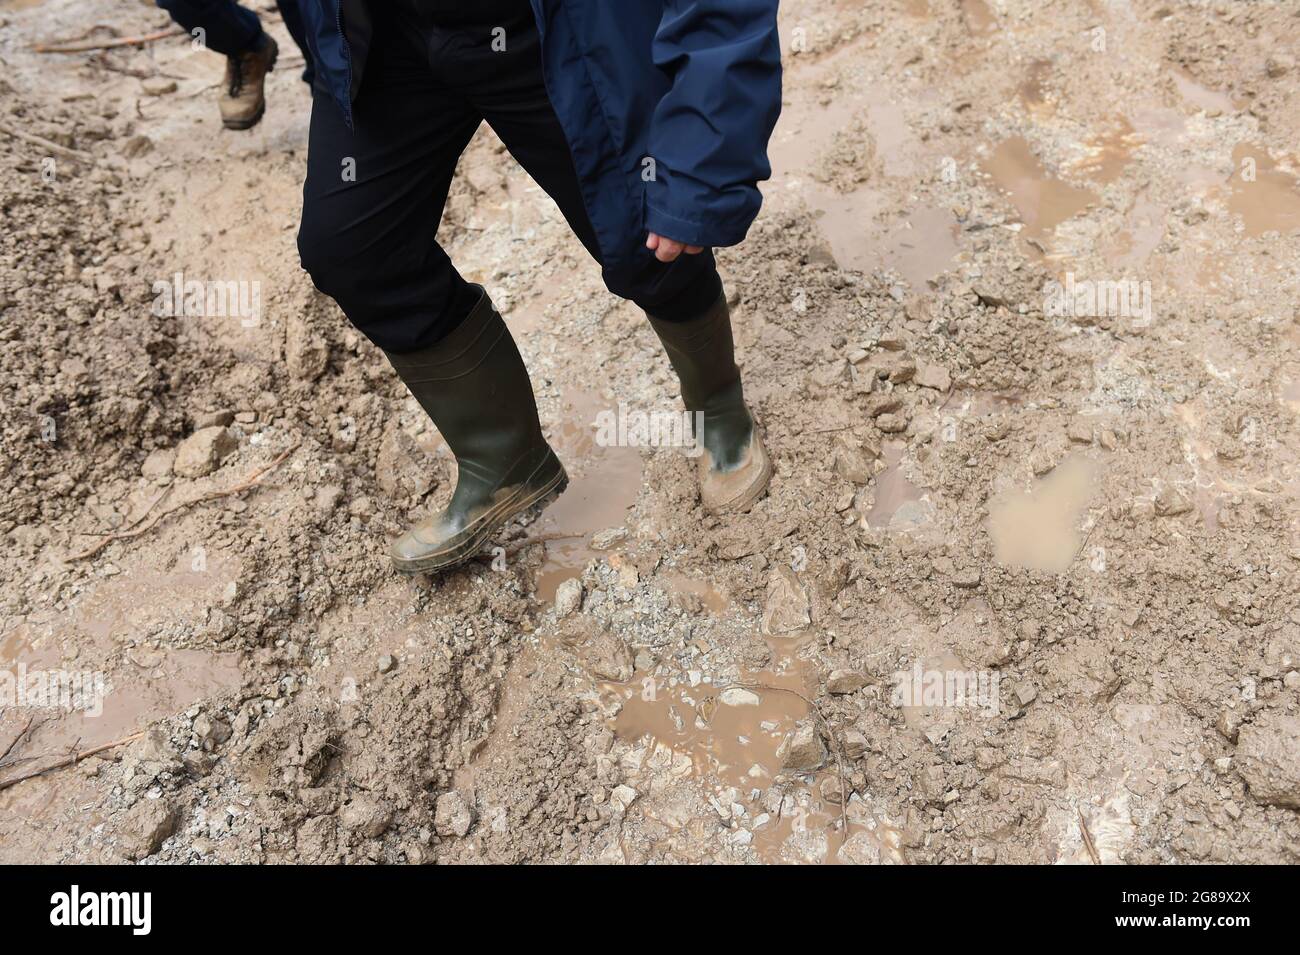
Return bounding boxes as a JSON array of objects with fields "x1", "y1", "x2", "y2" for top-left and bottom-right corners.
[{"x1": 644, "y1": 201, "x2": 750, "y2": 250}]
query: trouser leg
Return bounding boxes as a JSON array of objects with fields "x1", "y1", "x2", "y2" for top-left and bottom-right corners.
[
  {"x1": 296, "y1": 5, "x2": 481, "y2": 353},
  {"x1": 155, "y1": 0, "x2": 263, "y2": 58}
]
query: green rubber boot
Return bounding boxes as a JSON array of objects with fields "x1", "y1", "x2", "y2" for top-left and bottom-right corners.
[
  {"x1": 383, "y1": 288, "x2": 567, "y2": 573},
  {"x1": 647, "y1": 291, "x2": 773, "y2": 513}
]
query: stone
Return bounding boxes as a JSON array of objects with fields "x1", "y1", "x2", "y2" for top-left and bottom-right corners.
[
  {"x1": 720, "y1": 687, "x2": 761, "y2": 707},
  {"x1": 286, "y1": 313, "x2": 328, "y2": 381},
  {"x1": 833, "y1": 439, "x2": 876, "y2": 484},
  {"x1": 1154, "y1": 486, "x2": 1192, "y2": 517},
  {"x1": 141, "y1": 77, "x2": 178, "y2": 96},
  {"x1": 913, "y1": 361, "x2": 951, "y2": 392},
  {"x1": 826, "y1": 669, "x2": 868, "y2": 694},
  {"x1": 341, "y1": 795, "x2": 394, "y2": 838},
  {"x1": 1237, "y1": 713, "x2": 1300, "y2": 808},
  {"x1": 194, "y1": 409, "x2": 235, "y2": 429},
  {"x1": 377, "y1": 654, "x2": 397, "y2": 674},
  {"x1": 777, "y1": 720, "x2": 825, "y2": 771},
  {"x1": 141, "y1": 448, "x2": 176, "y2": 480},
  {"x1": 173, "y1": 426, "x2": 237, "y2": 478},
  {"x1": 116, "y1": 798, "x2": 179, "y2": 861},
  {"x1": 589, "y1": 527, "x2": 627, "y2": 550},
  {"x1": 554, "y1": 578, "x2": 583, "y2": 617},
  {"x1": 434, "y1": 791, "x2": 475, "y2": 837},
  {"x1": 761, "y1": 566, "x2": 810, "y2": 635},
  {"x1": 609, "y1": 784, "x2": 639, "y2": 813},
  {"x1": 876, "y1": 413, "x2": 908, "y2": 434}
]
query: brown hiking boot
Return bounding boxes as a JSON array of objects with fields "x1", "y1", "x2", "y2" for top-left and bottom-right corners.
[{"x1": 219, "y1": 34, "x2": 278, "y2": 130}]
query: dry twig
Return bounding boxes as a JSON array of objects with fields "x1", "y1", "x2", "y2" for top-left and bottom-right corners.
[
  {"x1": 0, "y1": 731, "x2": 144, "y2": 792},
  {"x1": 33, "y1": 27, "x2": 184, "y2": 54}
]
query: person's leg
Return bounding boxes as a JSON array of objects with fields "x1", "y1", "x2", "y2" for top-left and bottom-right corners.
[
  {"x1": 156, "y1": 0, "x2": 261, "y2": 57},
  {"x1": 298, "y1": 2, "x2": 566, "y2": 573},
  {"x1": 460, "y1": 8, "x2": 771, "y2": 512},
  {"x1": 155, "y1": 0, "x2": 278, "y2": 129}
]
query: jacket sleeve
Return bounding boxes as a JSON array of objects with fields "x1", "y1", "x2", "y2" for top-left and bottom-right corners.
[{"x1": 643, "y1": 0, "x2": 782, "y2": 249}]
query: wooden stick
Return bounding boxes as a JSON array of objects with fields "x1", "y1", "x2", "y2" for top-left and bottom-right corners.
[
  {"x1": 33, "y1": 27, "x2": 185, "y2": 54},
  {"x1": 1078, "y1": 807, "x2": 1102, "y2": 864},
  {"x1": 0, "y1": 731, "x2": 144, "y2": 792},
  {"x1": 0, "y1": 121, "x2": 95, "y2": 165}
]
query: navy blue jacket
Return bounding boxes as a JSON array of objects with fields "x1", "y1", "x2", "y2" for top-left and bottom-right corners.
[{"x1": 299, "y1": 0, "x2": 782, "y2": 268}]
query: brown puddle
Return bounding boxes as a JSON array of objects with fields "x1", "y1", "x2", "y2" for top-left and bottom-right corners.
[
  {"x1": 988, "y1": 455, "x2": 1097, "y2": 572},
  {"x1": 1, "y1": 558, "x2": 244, "y2": 759},
  {"x1": 1070, "y1": 117, "x2": 1141, "y2": 184},
  {"x1": 983, "y1": 137, "x2": 1096, "y2": 245},
  {"x1": 1228, "y1": 144, "x2": 1300, "y2": 238},
  {"x1": 534, "y1": 390, "x2": 643, "y2": 602},
  {"x1": 816, "y1": 195, "x2": 960, "y2": 288},
  {"x1": 867, "y1": 441, "x2": 927, "y2": 529},
  {"x1": 1018, "y1": 60, "x2": 1054, "y2": 118},
  {"x1": 606, "y1": 635, "x2": 858, "y2": 862},
  {"x1": 1171, "y1": 68, "x2": 1238, "y2": 115}
]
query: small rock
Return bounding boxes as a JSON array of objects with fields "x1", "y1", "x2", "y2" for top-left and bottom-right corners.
[
  {"x1": 341, "y1": 795, "x2": 394, "y2": 838},
  {"x1": 554, "y1": 578, "x2": 584, "y2": 617},
  {"x1": 1237, "y1": 713, "x2": 1300, "y2": 808},
  {"x1": 761, "y1": 566, "x2": 811, "y2": 635},
  {"x1": 876, "y1": 413, "x2": 908, "y2": 434},
  {"x1": 1154, "y1": 486, "x2": 1192, "y2": 517},
  {"x1": 609, "y1": 784, "x2": 639, "y2": 813},
  {"x1": 913, "y1": 361, "x2": 951, "y2": 392},
  {"x1": 826, "y1": 669, "x2": 868, "y2": 694},
  {"x1": 173, "y1": 426, "x2": 237, "y2": 478},
  {"x1": 141, "y1": 77, "x2": 178, "y2": 96},
  {"x1": 116, "y1": 799, "x2": 179, "y2": 861},
  {"x1": 141, "y1": 448, "x2": 176, "y2": 480},
  {"x1": 777, "y1": 720, "x2": 826, "y2": 771},
  {"x1": 434, "y1": 791, "x2": 475, "y2": 837},
  {"x1": 720, "y1": 687, "x2": 761, "y2": 707},
  {"x1": 377, "y1": 654, "x2": 397, "y2": 674},
  {"x1": 589, "y1": 527, "x2": 627, "y2": 550}
]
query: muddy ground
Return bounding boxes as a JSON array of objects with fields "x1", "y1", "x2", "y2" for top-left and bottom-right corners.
[{"x1": 1, "y1": 0, "x2": 1298, "y2": 864}]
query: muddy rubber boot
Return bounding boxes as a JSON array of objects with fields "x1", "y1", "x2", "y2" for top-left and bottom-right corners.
[
  {"x1": 219, "y1": 33, "x2": 278, "y2": 130},
  {"x1": 383, "y1": 288, "x2": 567, "y2": 574},
  {"x1": 647, "y1": 292, "x2": 773, "y2": 514}
]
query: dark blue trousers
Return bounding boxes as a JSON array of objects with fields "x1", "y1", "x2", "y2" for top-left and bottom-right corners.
[{"x1": 156, "y1": 0, "x2": 315, "y2": 85}]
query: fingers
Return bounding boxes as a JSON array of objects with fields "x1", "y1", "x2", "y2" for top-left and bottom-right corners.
[{"x1": 646, "y1": 233, "x2": 705, "y2": 263}]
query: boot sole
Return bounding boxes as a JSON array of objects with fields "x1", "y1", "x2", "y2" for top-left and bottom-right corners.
[{"x1": 391, "y1": 460, "x2": 569, "y2": 575}]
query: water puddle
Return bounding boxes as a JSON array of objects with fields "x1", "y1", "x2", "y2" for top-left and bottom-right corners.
[
  {"x1": 606, "y1": 635, "x2": 861, "y2": 862},
  {"x1": 1018, "y1": 59, "x2": 1054, "y2": 118},
  {"x1": 988, "y1": 455, "x2": 1097, "y2": 572},
  {"x1": 1171, "y1": 68, "x2": 1238, "y2": 115},
  {"x1": 535, "y1": 390, "x2": 644, "y2": 601},
  {"x1": 1069, "y1": 117, "x2": 1141, "y2": 184},
  {"x1": 1228, "y1": 144, "x2": 1300, "y2": 238},
  {"x1": 867, "y1": 441, "x2": 928, "y2": 529},
  {"x1": 983, "y1": 137, "x2": 1097, "y2": 245}
]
